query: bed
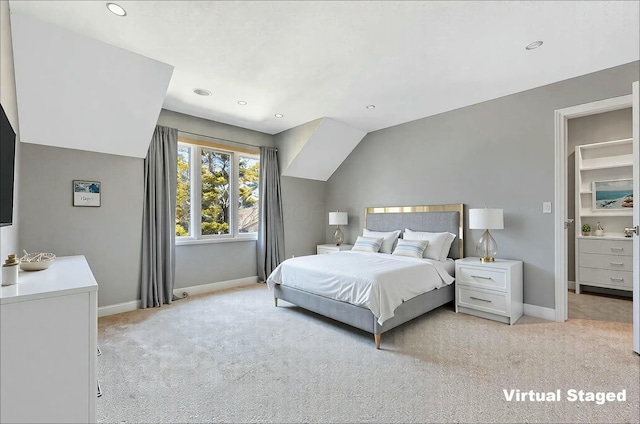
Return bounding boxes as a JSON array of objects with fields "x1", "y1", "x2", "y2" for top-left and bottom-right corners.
[{"x1": 267, "y1": 204, "x2": 464, "y2": 349}]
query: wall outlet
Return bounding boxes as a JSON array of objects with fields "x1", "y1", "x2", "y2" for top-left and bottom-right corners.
[{"x1": 543, "y1": 202, "x2": 552, "y2": 214}]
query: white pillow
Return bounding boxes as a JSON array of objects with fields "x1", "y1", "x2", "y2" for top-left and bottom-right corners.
[
  {"x1": 351, "y1": 236, "x2": 384, "y2": 253},
  {"x1": 392, "y1": 239, "x2": 429, "y2": 258},
  {"x1": 363, "y1": 229, "x2": 401, "y2": 254},
  {"x1": 403, "y1": 229, "x2": 456, "y2": 261},
  {"x1": 440, "y1": 232, "x2": 457, "y2": 260}
]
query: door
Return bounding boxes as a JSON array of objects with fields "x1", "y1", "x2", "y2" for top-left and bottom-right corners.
[{"x1": 632, "y1": 81, "x2": 639, "y2": 354}]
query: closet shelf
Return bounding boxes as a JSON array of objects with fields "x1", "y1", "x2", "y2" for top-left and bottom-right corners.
[
  {"x1": 580, "y1": 211, "x2": 633, "y2": 217},
  {"x1": 575, "y1": 137, "x2": 633, "y2": 294}
]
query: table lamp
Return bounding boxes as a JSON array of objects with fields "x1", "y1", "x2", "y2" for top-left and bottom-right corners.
[
  {"x1": 469, "y1": 208, "x2": 504, "y2": 262},
  {"x1": 329, "y1": 211, "x2": 348, "y2": 246}
]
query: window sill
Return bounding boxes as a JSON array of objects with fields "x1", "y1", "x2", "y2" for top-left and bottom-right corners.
[{"x1": 176, "y1": 237, "x2": 257, "y2": 246}]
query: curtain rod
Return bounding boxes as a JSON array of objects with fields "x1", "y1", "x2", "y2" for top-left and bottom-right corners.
[{"x1": 177, "y1": 129, "x2": 277, "y2": 151}]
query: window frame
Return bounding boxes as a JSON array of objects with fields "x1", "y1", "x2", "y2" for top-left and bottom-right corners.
[{"x1": 176, "y1": 135, "x2": 260, "y2": 245}]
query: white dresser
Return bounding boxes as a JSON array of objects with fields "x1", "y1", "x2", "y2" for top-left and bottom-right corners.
[
  {"x1": 0, "y1": 255, "x2": 98, "y2": 423},
  {"x1": 576, "y1": 236, "x2": 633, "y2": 293},
  {"x1": 454, "y1": 257, "x2": 524, "y2": 325},
  {"x1": 316, "y1": 244, "x2": 353, "y2": 254}
]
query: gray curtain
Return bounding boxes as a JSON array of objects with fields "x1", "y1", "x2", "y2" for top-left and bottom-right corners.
[
  {"x1": 257, "y1": 146, "x2": 285, "y2": 282},
  {"x1": 141, "y1": 125, "x2": 178, "y2": 308}
]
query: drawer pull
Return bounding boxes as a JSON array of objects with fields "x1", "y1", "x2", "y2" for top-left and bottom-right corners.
[
  {"x1": 471, "y1": 275, "x2": 492, "y2": 280},
  {"x1": 610, "y1": 277, "x2": 624, "y2": 282},
  {"x1": 610, "y1": 262, "x2": 624, "y2": 266},
  {"x1": 610, "y1": 247, "x2": 624, "y2": 251},
  {"x1": 470, "y1": 296, "x2": 492, "y2": 303}
]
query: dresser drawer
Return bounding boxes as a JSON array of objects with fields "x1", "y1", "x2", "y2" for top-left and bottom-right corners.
[
  {"x1": 579, "y1": 253, "x2": 633, "y2": 272},
  {"x1": 578, "y1": 239, "x2": 632, "y2": 256},
  {"x1": 317, "y1": 247, "x2": 334, "y2": 254},
  {"x1": 457, "y1": 286, "x2": 508, "y2": 316},
  {"x1": 456, "y1": 265, "x2": 507, "y2": 291},
  {"x1": 578, "y1": 267, "x2": 633, "y2": 290}
]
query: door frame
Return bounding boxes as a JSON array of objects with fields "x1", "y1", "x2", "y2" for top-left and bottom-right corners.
[{"x1": 554, "y1": 94, "x2": 632, "y2": 322}]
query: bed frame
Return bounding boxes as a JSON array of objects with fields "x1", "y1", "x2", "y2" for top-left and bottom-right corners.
[{"x1": 274, "y1": 204, "x2": 464, "y2": 349}]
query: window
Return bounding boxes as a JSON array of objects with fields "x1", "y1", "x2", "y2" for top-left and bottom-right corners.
[{"x1": 176, "y1": 135, "x2": 260, "y2": 242}]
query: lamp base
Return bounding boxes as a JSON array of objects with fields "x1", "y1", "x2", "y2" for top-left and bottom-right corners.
[
  {"x1": 333, "y1": 226, "x2": 344, "y2": 246},
  {"x1": 475, "y1": 229, "x2": 498, "y2": 263}
]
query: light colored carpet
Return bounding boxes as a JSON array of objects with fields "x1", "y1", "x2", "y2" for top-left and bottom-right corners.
[
  {"x1": 568, "y1": 290, "x2": 633, "y2": 323},
  {"x1": 97, "y1": 284, "x2": 639, "y2": 423}
]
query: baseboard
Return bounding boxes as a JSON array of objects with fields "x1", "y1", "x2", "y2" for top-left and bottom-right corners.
[
  {"x1": 524, "y1": 303, "x2": 556, "y2": 321},
  {"x1": 568, "y1": 280, "x2": 575, "y2": 291},
  {"x1": 98, "y1": 276, "x2": 259, "y2": 317},
  {"x1": 173, "y1": 276, "x2": 258, "y2": 297},
  {"x1": 98, "y1": 300, "x2": 142, "y2": 317}
]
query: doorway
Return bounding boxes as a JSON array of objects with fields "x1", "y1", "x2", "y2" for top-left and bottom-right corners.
[
  {"x1": 553, "y1": 94, "x2": 633, "y2": 323},
  {"x1": 566, "y1": 108, "x2": 634, "y2": 323}
]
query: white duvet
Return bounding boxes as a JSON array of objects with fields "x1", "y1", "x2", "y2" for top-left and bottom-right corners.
[{"x1": 266, "y1": 251, "x2": 454, "y2": 325}]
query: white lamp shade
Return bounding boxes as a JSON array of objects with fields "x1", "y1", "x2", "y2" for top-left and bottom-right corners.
[
  {"x1": 469, "y1": 208, "x2": 504, "y2": 230},
  {"x1": 329, "y1": 211, "x2": 348, "y2": 226}
]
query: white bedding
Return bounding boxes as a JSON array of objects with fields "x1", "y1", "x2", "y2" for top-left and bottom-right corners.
[{"x1": 266, "y1": 251, "x2": 454, "y2": 325}]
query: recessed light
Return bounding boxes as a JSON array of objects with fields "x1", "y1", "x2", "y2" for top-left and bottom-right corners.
[
  {"x1": 525, "y1": 41, "x2": 543, "y2": 50},
  {"x1": 366, "y1": 105, "x2": 376, "y2": 109},
  {"x1": 274, "y1": 114, "x2": 283, "y2": 118},
  {"x1": 237, "y1": 101, "x2": 247, "y2": 105},
  {"x1": 106, "y1": 2, "x2": 126, "y2": 16},
  {"x1": 193, "y1": 88, "x2": 212, "y2": 96}
]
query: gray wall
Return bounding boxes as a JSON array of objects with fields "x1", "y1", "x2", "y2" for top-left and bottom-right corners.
[
  {"x1": 566, "y1": 108, "x2": 633, "y2": 282},
  {"x1": 275, "y1": 127, "x2": 328, "y2": 258},
  {"x1": 157, "y1": 109, "x2": 274, "y2": 289},
  {"x1": 17, "y1": 110, "x2": 280, "y2": 307},
  {"x1": 280, "y1": 176, "x2": 326, "y2": 258},
  {"x1": 325, "y1": 61, "x2": 640, "y2": 310},
  {"x1": 18, "y1": 143, "x2": 144, "y2": 307}
]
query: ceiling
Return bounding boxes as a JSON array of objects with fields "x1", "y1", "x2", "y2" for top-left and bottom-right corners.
[{"x1": 8, "y1": 1, "x2": 640, "y2": 136}]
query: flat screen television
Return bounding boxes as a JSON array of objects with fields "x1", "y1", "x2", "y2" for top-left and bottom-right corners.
[{"x1": 1, "y1": 102, "x2": 16, "y2": 227}]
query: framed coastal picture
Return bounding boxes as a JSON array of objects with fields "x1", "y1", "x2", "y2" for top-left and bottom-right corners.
[
  {"x1": 592, "y1": 179, "x2": 633, "y2": 211},
  {"x1": 73, "y1": 180, "x2": 101, "y2": 207}
]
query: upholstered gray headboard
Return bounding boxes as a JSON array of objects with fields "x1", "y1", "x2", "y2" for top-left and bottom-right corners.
[{"x1": 364, "y1": 204, "x2": 464, "y2": 259}]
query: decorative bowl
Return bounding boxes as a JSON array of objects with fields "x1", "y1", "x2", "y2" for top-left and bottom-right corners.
[{"x1": 19, "y1": 252, "x2": 56, "y2": 271}]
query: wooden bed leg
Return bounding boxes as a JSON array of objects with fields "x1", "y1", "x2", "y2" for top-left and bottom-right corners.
[
  {"x1": 274, "y1": 297, "x2": 278, "y2": 307},
  {"x1": 374, "y1": 333, "x2": 381, "y2": 350}
]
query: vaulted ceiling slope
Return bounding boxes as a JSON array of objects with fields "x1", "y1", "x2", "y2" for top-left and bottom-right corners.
[
  {"x1": 6, "y1": 1, "x2": 640, "y2": 178},
  {"x1": 278, "y1": 118, "x2": 366, "y2": 181},
  {"x1": 8, "y1": 1, "x2": 640, "y2": 137},
  {"x1": 10, "y1": 12, "x2": 173, "y2": 158}
]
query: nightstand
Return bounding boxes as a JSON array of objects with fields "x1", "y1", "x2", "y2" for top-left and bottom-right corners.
[
  {"x1": 316, "y1": 244, "x2": 353, "y2": 254},
  {"x1": 454, "y1": 257, "x2": 523, "y2": 325}
]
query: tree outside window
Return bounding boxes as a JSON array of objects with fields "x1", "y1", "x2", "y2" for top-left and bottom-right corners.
[
  {"x1": 176, "y1": 145, "x2": 191, "y2": 237},
  {"x1": 176, "y1": 139, "x2": 260, "y2": 241},
  {"x1": 238, "y1": 156, "x2": 260, "y2": 233}
]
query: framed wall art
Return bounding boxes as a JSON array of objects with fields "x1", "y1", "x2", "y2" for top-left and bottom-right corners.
[
  {"x1": 73, "y1": 180, "x2": 101, "y2": 207},
  {"x1": 592, "y1": 179, "x2": 633, "y2": 211}
]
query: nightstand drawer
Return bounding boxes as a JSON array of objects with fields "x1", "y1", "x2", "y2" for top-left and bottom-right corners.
[
  {"x1": 316, "y1": 244, "x2": 353, "y2": 254},
  {"x1": 457, "y1": 286, "x2": 508, "y2": 316},
  {"x1": 578, "y1": 267, "x2": 633, "y2": 290},
  {"x1": 456, "y1": 265, "x2": 507, "y2": 291}
]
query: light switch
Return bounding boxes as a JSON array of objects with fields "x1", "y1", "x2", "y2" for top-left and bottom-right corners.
[{"x1": 543, "y1": 202, "x2": 552, "y2": 214}]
